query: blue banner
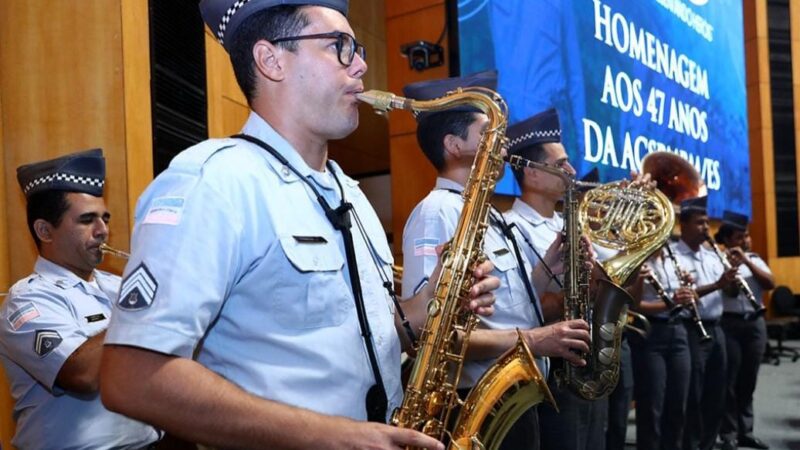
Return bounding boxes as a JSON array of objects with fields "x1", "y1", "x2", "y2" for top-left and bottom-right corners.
[{"x1": 456, "y1": 0, "x2": 750, "y2": 218}]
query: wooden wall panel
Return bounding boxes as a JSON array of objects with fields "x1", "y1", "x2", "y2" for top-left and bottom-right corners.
[
  {"x1": 0, "y1": 0, "x2": 130, "y2": 280},
  {"x1": 0, "y1": 89, "x2": 13, "y2": 450},
  {"x1": 744, "y1": 0, "x2": 800, "y2": 298},
  {"x1": 386, "y1": 0, "x2": 449, "y2": 255},
  {"x1": 121, "y1": 0, "x2": 155, "y2": 226}
]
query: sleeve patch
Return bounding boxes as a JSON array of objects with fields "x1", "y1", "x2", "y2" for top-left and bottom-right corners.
[
  {"x1": 142, "y1": 196, "x2": 185, "y2": 226},
  {"x1": 413, "y1": 238, "x2": 439, "y2": 256},
  {"x1": 34, "y1": 330, "x2": 62, "y2": 357},
  {"x1": 118, "y1": 263, "x2": 158, "y2": 311},
  {"x1": 8, "y1": 303, "x2": 40, "y2": 330}
]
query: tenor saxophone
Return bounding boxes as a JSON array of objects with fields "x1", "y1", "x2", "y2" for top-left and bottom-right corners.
[{"x1": 358, "y1": 88, "x2": 553, "y2": 450}]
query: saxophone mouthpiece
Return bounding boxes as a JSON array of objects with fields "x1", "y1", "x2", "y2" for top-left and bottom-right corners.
[
  {"x1": 356, "y1": 90, "x2": 412, "y2": 115},
  {"x1": 100, "y1": 243, "x2": 130, "y2": 260}
]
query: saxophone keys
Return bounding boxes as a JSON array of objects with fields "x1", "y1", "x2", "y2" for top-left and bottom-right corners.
[
  {"x1": 427, "y1": 298, "x2": 441, "y2": 316},
  {"x1": 598, "y1": 347, "x2": 617, "y2": 365}
]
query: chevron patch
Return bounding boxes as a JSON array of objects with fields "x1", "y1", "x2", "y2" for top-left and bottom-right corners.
[
  {"x1": 34, "y1": 330, "x2": 62, "y2": 357},
  {"x1": 118, "y1": 263, "x2": 158, "y2": 311}
]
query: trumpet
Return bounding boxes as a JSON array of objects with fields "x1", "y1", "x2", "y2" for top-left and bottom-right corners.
[
  {"x1": 663, "y1": 245, "x2": 711, "y2": 341},
  {"x1": 704, "y1": 234, "x2": 766, "y2": 318},
  {"x1": 99, "y1": 243, "x2": 130, "y2": 260}
]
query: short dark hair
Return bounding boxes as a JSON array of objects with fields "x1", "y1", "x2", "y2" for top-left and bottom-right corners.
[
  {"x1": 26, "y1": 190, "x2": 71, "y2": 249},
  {"x1": 510, "y1": 144, "x2": 548, "y2": 186},
  {"x1": 416, "y1": 111, "x2": 478, "y2": 171},
  {"x1": 229, "y1": 5, "x2": 310, "y2": 104},
  {"x1": 714, "y1": 224, "x2": 744, "y2": 244}
]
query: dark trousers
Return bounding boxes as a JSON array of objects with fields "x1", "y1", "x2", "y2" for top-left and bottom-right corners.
[
  {"x1": 683, "y1": 322, "x2": 727, "y2": 450},
  {"x1": 630, "y1": 321, "x2": 691, "y2": 450},
  {"x1": 719, "y1": 315, "x2": 767, "y2": 441},
  {"x1": 606, "y1": 338, "x2": 633, "y2": 450},
  {"x1": 457, "y1": 388, "x2": 540, "y2": 450},
  {"x1": 539, "y1": 369, "x2": 608, "y2": 450},
  {"x1": 499, "y1": 406, "x2": 541, "y2": 450}
]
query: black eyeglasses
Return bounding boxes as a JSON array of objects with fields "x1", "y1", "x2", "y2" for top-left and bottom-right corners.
[{"x1": 271, "y1": 31, "x2": 366, "y2": 67}]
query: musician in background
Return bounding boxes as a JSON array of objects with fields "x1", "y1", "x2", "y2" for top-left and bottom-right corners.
[
  {"x1": 674, "y1": 196, "x2": 738, "y2": 450},
  {"x1": 0, "y1": 149, "x2": 160, "y2": 449},
  {"x1": 630, "y1": 251, "x2": 695, "y2": 450},
  {"x1": 401, "y1": 74, "x2": 591, "y2": 450},
  {"x1": 503, "y1": 109, "x2": 608, "y2": 450},
  {"x1": 99, "y1": 2, "x2": 498, "y2": 449},
  {"x1": 716, "y1": 211, "x2": 773, "y2": 450}
]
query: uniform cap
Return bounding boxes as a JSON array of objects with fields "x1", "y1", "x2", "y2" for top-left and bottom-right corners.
[
  {"x1": 507, "y1": 108, "x2": 561, "y2": 156},
  {"x1": 199, "y1": 0, "x2": 349, "y2": 52},
  {"x1": 679, "y1": 195, "x2": 707, "y2": 214},
  {"x1": 17, "y1": 149, "x2": 106, "y2": 198},
  {"x1": 721, "y1": 210, "x2": 749, "y2": 231}
]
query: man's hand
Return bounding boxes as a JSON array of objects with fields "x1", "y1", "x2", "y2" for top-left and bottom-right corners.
[
  {"x1": 628, "y1": 171, "x2": 657, "y2": 189},
  {"x1": 717, "y1": 267, "x2": 739, "y2": 290},
  {"x1": 426, "y1": 245, "x2": 498, "y2": 317},
  {"x1": 673, "y1": 286, "x2": 697, "y2": 306},
  {"x1": 466, "y1": 258, "x2": 499, "y2": 316},
  {"x1": 336, "y1": 420, "x2": 444, "y2": 450},
  {"x1": 726, "y1": 247, "x2": 747, "y2": 267},
  {"x1": 524, "y1": 320, "x2": 591, "y2": 366}
]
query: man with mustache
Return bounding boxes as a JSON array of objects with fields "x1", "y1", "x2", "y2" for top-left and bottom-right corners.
[{"x1": 0, "y1": 149, "x2": 159, "y2": 449}]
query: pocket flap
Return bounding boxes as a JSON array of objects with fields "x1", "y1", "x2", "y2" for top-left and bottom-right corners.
[{"x1": 280, "y1": 235, "x2": 344, "y2": 272}]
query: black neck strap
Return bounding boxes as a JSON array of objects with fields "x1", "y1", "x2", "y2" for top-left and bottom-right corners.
[
  {"x1": 234, "y1": 133, "x2": 390, "y2": 421},
  {"x1": 436, "y1": 188, "x2": 546, "y2": 325},
  {"x1": 489, "y1": 210, "x2": 546, "y2": 326}
]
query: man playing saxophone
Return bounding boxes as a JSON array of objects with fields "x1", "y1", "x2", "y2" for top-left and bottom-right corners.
[
  {"x1": 503, "y1": 109, "x2": 608, "y2": 450},
  {"x1": 715, "y1": 211, "x2": 773, "y2": 450},
  {"x1": 401, "y1": 73, "x2": 591, "y2": 450},
  {"x1": 99, "y1": 2, "x2": 500, "y2": 449},
  {"x1": 673, "y1": 196, "x2": 738, "y2": 450}
]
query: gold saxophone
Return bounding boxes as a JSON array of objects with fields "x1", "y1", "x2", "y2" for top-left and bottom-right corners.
[
  {"x1": 358, "y1": 88, "x2": 553, "y2": 450},
  {"x1": 509, "y1": 151, "x2": 675, "y2": 399}
]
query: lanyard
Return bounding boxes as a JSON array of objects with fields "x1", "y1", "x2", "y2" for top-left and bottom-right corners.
[
  {"x1": 437, "y1": 188, "x2": 546, "y2": 326},
  {"x1": 233, "y1": 134, "x2": 390, "y2": 422}
]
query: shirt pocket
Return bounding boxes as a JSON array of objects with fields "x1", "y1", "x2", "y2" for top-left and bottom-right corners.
[
  {"x1": 276, "y1": 235, "x2": 352, "y2": 329},
  {"x1": 485, "y1": 243, "x2": 526, "y2": 308}
]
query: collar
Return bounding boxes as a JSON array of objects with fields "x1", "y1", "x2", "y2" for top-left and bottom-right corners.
[
  {"x1": 675, "y1": 239, "x2": 710, "y2": 259},
  {"x1": 511, "y1": 198, "x2": 562, "y2": 231},
  {"x1": 241, "y1": 112, "x2": 356, "y2": 191},
  {"x1": 34, "y1": 256, "x2": 96, "y2": 291},
  {"x1": 434, "y1": 177, "x2": 464, "y2": 193}
]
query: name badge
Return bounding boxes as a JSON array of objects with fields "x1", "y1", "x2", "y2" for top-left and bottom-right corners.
[
  {"x1": 493, "y1": 248, "x2": 510, "y2": 257},
  {"x1": 293, "y1": 235, "x2": 328, "y2": 244},
  {"x1": 85, "y1": 313, "x2": 107, "y2": 323}
]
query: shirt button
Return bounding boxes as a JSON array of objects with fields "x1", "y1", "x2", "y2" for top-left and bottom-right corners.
[{"x1": 281, "y1": 166, "x2": 290, "y2": 177}]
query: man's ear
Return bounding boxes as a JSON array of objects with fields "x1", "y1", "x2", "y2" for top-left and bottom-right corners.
[
  {"x1": 443, "y1": 134, "x2": 462, "y2": 159},
  {"x1": 33, "y1": 219, "x2": 54, "y2": 244},
  {"x1": 253, "y1": 40, "x2": 285, "y2": 81}
]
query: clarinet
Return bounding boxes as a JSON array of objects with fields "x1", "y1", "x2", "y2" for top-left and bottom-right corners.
[
  {"x1": 704, "y1": 233, "x2": 766, "y2": 318},
  {"x1": 663, "y1": 245, "x2": 712, "y2": 341},
  {"x1": 643, "y1": 254, "x2": 684, "y2": 318}
]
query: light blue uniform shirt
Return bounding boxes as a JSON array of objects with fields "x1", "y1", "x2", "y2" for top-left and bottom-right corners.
[
  {"x1": 722, "y1": 253, "x2": 771, "y2": 314},
  {"x1": 105, "y1": 112, "x2": 402, "y2": 421},
  {"x1": 674, "y1": 240, "x2": 726, "y2": 320},
  {"x1": 0, "y1": 257, "x2": 159, "y2": 450},
  {"x1": 504, "y1": 199, "x2": 562, "y2": 276},
  {"x1": 401, "y1": 177, "x2": 547, "y2": 384}
]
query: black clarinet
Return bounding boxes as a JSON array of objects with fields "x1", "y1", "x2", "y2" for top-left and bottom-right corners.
[
  {"x1": 643, "y1": 255, "x2": 684, "y2": 318},
  {"x1": 663, "y1": 245, "x2": 712, "y2": 342},
  {"x1": 704, "y1": 233, "x2": 766, "y2": 319}
]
